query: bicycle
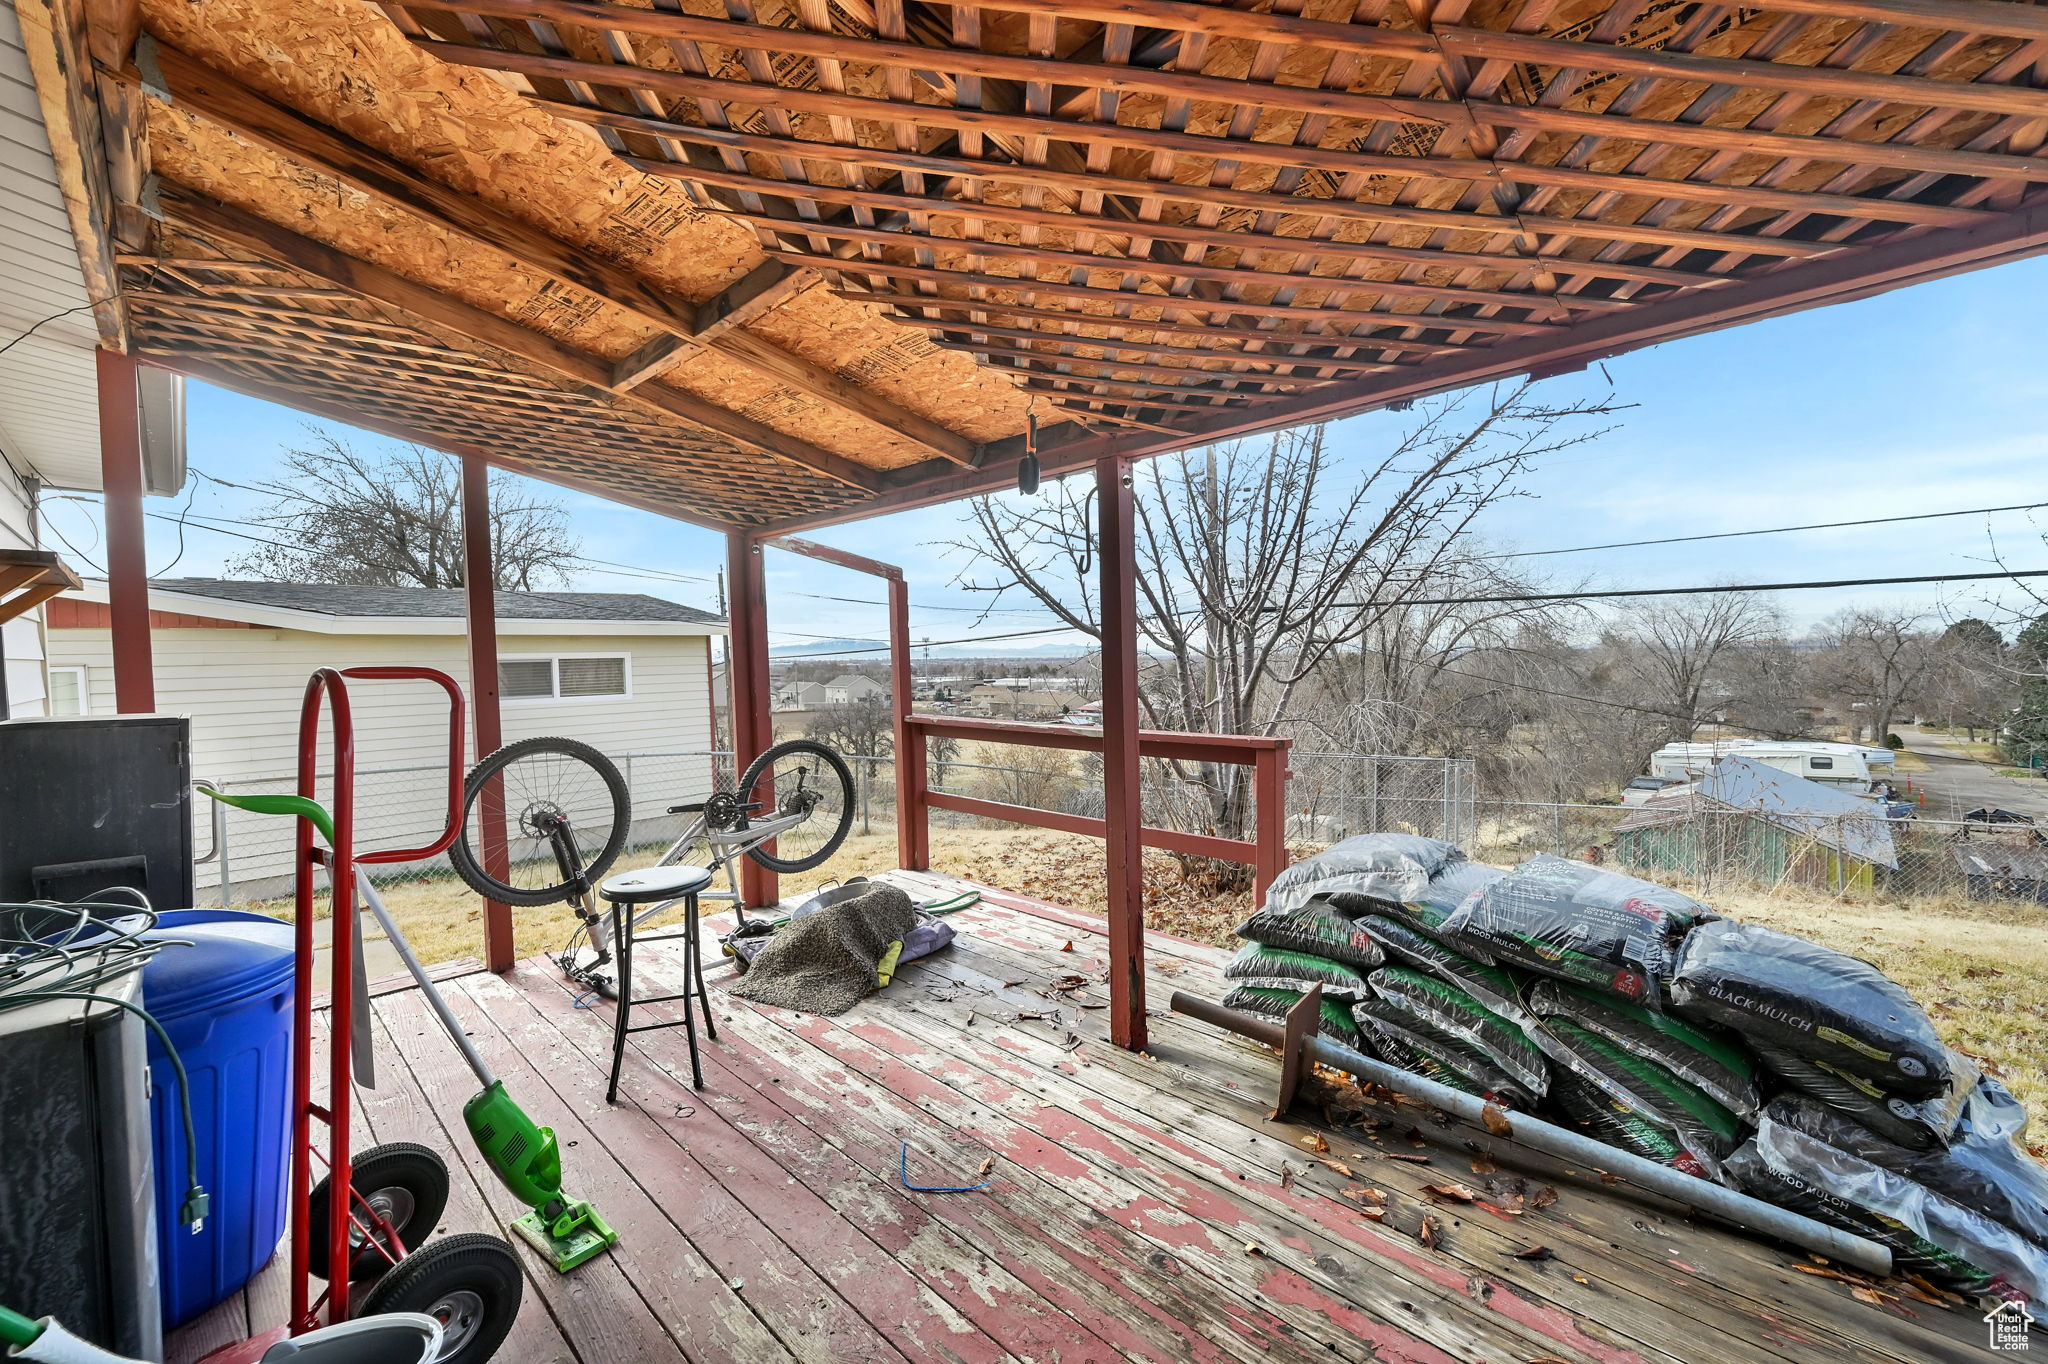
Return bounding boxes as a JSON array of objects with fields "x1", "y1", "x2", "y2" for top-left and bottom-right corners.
[{"x1": 445, "y1": 736, "x2": 855, "y2": 994}]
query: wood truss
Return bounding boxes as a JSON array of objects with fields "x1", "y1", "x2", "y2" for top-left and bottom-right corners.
[{"x1": 39, "y1": 0, "x2": 2048, "y2": 529}]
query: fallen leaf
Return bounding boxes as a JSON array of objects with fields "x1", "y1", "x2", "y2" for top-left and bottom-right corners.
[
  {"x1": 1403, "y1": 1125, "x2": 1429, "y2": 1148},
  {"x1": 976, "y1": 1156, "x2": 996, "y2": 1177},
  {"x1": 1060, "y1": 940, "x2": 1076, "y2": 953},
  {"x1": 1570, "y1": 1274, "x2": 1589, "y2": 1285},
  {"x1": 1509, "y1": 1245, "x2": 1556, "y2": 1261},
  {"x1": 1318, "y1": 1158, "x2": 1355, "y2": 1178},
  {"x1": 1417, "y1": 1215, "x2": 1441, "y2": 1250},
  {"x1": 1300, "y1": 1133, "x2": 1332, "y2": 1154},
  {"x1": 1473, "y1": 1200, "x2": 1527, "y2": 1221},
  {"x1": 1423, "y1": 1182, "x2": 1481, "y2": 1203},
  {"x1": 1470, "y1": 1151, "x2": 1498, "y2": 1175},
  {"x1": 1359, "y1": 1207, "x2": 1386, "y2": 1221},
  {"x1": 1529, "y1": 1186, "x2": 1558, "y2": 1210},
  {"x1": 1481, "y1": 1104, "x2": 1514, "y2": 1137},
  {"x1": 1280, "y1": 1165, "x2": 1296, "y2": 1191},
  {"x1": 1379, "y1": 1151, "x2": 1431, "y2": 1164},
  {"x1": 1243, "y1": 1241, "x2": 1264, "y2": 1257}
]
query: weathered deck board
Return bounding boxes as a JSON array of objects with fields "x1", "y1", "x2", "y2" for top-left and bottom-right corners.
[{"x1": 168, "y1": 876, "x2": 1987, "y2": 1364}]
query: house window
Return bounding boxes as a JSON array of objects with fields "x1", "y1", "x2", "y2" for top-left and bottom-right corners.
[
  {"x1": 499, "y1": 655, "x2": 630, "y2": 702},
  {"x1": 48, "y1": 666, "x2": 87, "y2": 716}
]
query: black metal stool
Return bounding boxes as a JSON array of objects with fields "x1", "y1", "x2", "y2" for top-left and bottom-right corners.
[{"x1": 598, "y1": 863, "x2": 717, "y2": 1102}]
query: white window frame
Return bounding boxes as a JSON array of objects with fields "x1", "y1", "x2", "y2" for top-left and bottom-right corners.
[
  {"x1": 47, "y1": 665, "x2": 89, "y2": 717},
  {"x1": 499, "y1": 653, "x2": 634, "y2": 704}
]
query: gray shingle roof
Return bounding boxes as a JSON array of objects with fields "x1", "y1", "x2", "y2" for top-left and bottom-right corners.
[{"x1": 149, "y1": 578, "x2": 722, "y2": 624}]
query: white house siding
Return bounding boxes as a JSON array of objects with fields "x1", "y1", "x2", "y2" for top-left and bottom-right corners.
[{"x1": 48, "y1": 625, "x2": 717, "y2": 896}]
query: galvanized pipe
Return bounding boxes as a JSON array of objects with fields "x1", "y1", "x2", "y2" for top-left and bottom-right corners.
[{"x1": 1169, "y1": 990, "x2": 1893, "y2": 1277}]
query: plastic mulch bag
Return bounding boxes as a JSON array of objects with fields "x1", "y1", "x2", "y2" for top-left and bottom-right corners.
[
  {"x1": 1352, "y1": 997, "x2": 1542, "y2": 1109},
  {"x1": 1263, "y1": 834, "x2": 1465, "y2": 914},
  {"x1": 1961, "y1": 1075, "x2": 2033, "y2": 1144},
  {"x1": 1668, "y1": 918, "x2": 1951, "y2": 1101},
  {"x1": 1356, "y1": 915, "x2": 1534, "y2": 1027},
  {"x1": 1753, "y1": 1042, "x2": 1976, "y2": 1151},
  {"x1": 1529, "y1": 979, "x2": 1760, "y2": 1119},
  {"x1": 1766, "y1": 1094, "x2": 2048, "y2": 1254},
  {"x1": 1222, "y1": 984, "x2": 1362, "y2": 1046},
  {"x1": 1440, "y1": 854, "x2": 1709, "y2": 1007},
  {"x1": 1232, "y1": 900, "x2": 1386, "y2": 972},
  {"x1": 1750, "y1": 1099, "x2": 2048, "y2": 1300},
  {"x1": 1533, "y1": 1018, "x2": 1745, "y2": 1181},
  {"x1": 1550, "y1": 1069, "x2": 1712, "y2": 1178},
  {"x1": 1723, "y1": 1140, "x2": 1998, "y2": 1293},
  {"x1": 1368, "y1": 965, "x2": 1550, "y2": 1097},
  {"x1": 1341, "y1": 860, "x2": 1505, "y2": 931},
  {"x1": 1223, "y1": 944, "x2": 1371, "y2": 999}
]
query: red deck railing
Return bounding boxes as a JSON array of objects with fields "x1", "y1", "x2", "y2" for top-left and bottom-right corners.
[{"x1": 898, "y1": 714, "x2": 1292, "y2": 900}]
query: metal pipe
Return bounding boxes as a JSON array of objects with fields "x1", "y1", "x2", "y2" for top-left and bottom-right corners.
[
  {"x1": 355, "y1": 869, "x2": 497, "y2": 1090},
  {"x1": 1169, "y1": 990, "x2": 1894, "y2": 1278}
]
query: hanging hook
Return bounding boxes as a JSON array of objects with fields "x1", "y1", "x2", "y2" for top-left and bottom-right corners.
[{"x1": 1018, "y1": 397, "x2": 1042, "y2": 496}]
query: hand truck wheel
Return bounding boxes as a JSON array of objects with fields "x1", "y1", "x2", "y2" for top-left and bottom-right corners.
[
  {"x1": 359, "y1": 1232, "x2": 523, "y2": 1364},
  {"x1": 306, "y1": 1141, "x2": 450, "y2": 1282}
]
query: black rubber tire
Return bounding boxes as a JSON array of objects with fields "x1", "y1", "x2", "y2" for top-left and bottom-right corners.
[
  {"x1": 359, "y1": 1232, "x2": 523, "y2": 1364},
  {"x1": 737, "y1": 739, "x2": 855, "y2": 874},
  {"x1": 306, "y1": 1141, "x2": 449, "y2": 1282},
  {"x1": 448, "y1": 736, "x2": 631, "y2": 907}
]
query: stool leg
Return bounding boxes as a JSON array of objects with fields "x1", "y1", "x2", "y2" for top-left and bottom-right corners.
[
  {"x1": 679, "y1": 898, "x2": 705, "y2": 1090},
  {"x1": 606, "y1": 898, "x2": 632, "y2": 1105},
  {"x1": 689, "y1": 893, "x2": 717, "y2": 1042}
]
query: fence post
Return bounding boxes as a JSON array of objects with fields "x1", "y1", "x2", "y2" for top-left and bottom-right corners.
[
  {"x1": 858, "y1": 756, "x2": 872, "y2": 836},
  {"x1": 1252, "y1": 744, "x2": 1290, "y2": 903}
]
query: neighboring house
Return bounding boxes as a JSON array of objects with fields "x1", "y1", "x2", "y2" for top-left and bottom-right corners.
[
  {"x1": 776, "y1": 679, "x2": 830, "y2": 711},
  {"x1": 965, "y1": 678, "x2": 1089, "y2": 719},
  {"x1": 48, "y1": 578, "x2": 725, "y2": 896},
  {"x1": 823, "y1": 673, "x2": 886, "y2": 705}
]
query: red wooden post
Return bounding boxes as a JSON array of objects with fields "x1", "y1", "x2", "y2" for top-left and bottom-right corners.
[
  {"x1": 889, "y1": 577, "x2": 928, "y2": 870},
  {"x1": 96, "y1": 349, "x2": 154, "y2": 713},
  {"x1": 1253, "y1": 742, "x2": 1292, "y2": 903},
  {"x1": 1096, "y1": 455, "x2": 1146, "y2": 1051},
  {"x1": 460, "y1": 458, "x2": 515, "y2": 971},
  {"x1": 726, "y1": 531, "x2": 777, "y2": 907}
]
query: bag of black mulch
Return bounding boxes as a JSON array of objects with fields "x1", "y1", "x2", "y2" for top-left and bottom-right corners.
[
  {"x1": 1439, "y1": 854, "x2": 1710, "y2": 1007},
  {"x1": 1232, "y1": 900, "x2": 1386, "y2": 972},
  {"x1": 1222, "y1": 984, "x2": 1362, "y2": 1046},
  {"x1": 1766, "y1": 1094, "x2": 2048, "y2": 1254},
  {"x1": 1549, "y1": 1069, "x2": 1707, "y2": 1177},
  {"x1": 1355, "y1": 915, "x2": 1533, "y2": 1028},
  {"x1": 1352, "y1": 997, "x2": 1542, "y2": 1109},
  {"x1": 1668, "y1": 918, "x2": 1950, "y2": 1102},
  {"x1": 1534, "y1": 1018, "x2": 1745, "y2": 1181},
  {"x1": 1263, "y1": 833, "x2": 1465, "y2": 914},
  {"x1": 1529, "y1": 979, "x2": 1760, "y2": 1119},
  {"x1": 1753, "y1": 1042, "x2": 1975, "y2": 1152},
  {"x1": 1368, "y1": 965, "x2": 1549, "y2": 1098},
  {"x1": 1748, "y1": 1097, "x2": 2048, "y2": 1300},
  {"x1": 1223, "y1": 944, "x2": 1371, "y2": 999},
  {"x1": 1723, "y1": 1140, "x2": 1998, "y2": 1293},
  {"x1": 1336, "y1": 859, "x2": 1505, "y2": 931}
]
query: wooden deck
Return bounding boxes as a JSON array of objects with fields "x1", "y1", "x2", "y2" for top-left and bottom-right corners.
[{"x1": 170, "y1": 872, "x2": 1991, "y2": 1364}]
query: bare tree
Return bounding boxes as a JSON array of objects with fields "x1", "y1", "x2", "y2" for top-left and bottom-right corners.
[
  {"x1": 228, "y1": 432, "x2": 579, "y2": 588},
  {"x1": 1812, "y1": 606, "x2": 1938, "y2": 742},
  {"x1": 946, "y1": 384, "x2": 1617, "y2": 858},
  {"x1": 1604, "y1": 592, "x2": 1783, "y2": 744},
  {"x1": 803, "y1": 693, "x2": 895, "y2": 758}
]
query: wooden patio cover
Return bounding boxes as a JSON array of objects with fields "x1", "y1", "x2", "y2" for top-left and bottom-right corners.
[{"x1": 26, "y1": 0, "x2": 2048, "y2": 533}]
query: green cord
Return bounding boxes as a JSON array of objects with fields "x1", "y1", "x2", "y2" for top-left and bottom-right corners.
[{"x1": 0, "y1": 1304, "x2": 41, "y2": 1348}]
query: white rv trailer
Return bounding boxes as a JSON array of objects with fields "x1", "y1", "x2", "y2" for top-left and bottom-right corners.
[{"x1": 1646, "y1": 740, "x2": 1896, "y2": 790}]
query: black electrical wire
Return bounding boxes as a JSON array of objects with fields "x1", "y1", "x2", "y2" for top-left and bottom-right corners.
[
  {"x1": 771, "y1": 624, "x2": 1081, "y2": 660},
  {"x1": 1476, "y1": 499, "x2": 2048, "y2": 562},
  {"x1": 1325, "y1": 567, "x2": 2048, "y2": 610}
]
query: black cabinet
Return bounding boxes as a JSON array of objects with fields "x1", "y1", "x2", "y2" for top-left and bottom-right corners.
[{"x1": 0, "y1": 715, "x2": 194, "y2": 910}]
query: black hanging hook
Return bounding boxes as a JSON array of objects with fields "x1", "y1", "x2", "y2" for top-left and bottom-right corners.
[{"x1": 1018, "y1": 402, "x2": 1041, "y2": 495}]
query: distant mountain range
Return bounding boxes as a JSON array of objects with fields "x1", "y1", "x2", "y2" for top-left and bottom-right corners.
[{"x1": 770, "y1": 637, "x2": 1087, "y2": 661}]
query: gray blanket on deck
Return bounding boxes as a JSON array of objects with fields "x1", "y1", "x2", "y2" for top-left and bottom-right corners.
[{"x1": 727, "y1": 883, "x2": 919, "y2": 1016}]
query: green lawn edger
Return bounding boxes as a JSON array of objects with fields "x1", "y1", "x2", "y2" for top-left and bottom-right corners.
[{"x1": 201, "y1": 784, "x2": 617, "y2": 1274}]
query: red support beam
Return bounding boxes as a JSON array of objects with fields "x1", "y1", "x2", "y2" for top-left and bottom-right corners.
[
  {"x1": 889, "y1": 575, "x2": 927, "y2": 870},
  {"x1": 726, "y1": 530, "x2": 776, "y2": 908},
  {"x1": 1096, "y1": 455, "x2": 1146, "y2": 1051},
  {"x1": 1253, "y1": 745, "x2": 1292, "y2": 903},
  {"x1": 96, "y1": 349, "x2": 153, "y2": 713},
  {"x1": 460, "y1": 457, "x2": 515, "y2": 971}
]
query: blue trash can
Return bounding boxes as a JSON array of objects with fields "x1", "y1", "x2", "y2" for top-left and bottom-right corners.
[{"x1": 139, "y1": 910, "x2": 296, "y2": 1328}]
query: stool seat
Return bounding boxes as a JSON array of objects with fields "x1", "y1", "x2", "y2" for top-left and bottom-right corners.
[{"x1": 600, "y1": 864, "x2": 714, "y2": 905}]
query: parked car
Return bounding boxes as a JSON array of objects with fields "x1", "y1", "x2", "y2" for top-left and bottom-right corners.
[{"x1": 1965, "y1": 807, "x2": 2037, "y2": 825}]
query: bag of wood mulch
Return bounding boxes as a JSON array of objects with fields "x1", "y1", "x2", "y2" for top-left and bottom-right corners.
[
  {"x1": 1367, "y1": 965, "x2": 1549, "y2": 1098},
  {"x1": 1534, "y1": 1019, "x2": 1745, "y2": 1181},
  {"x1": 1529, "y1": 978, "x2": 1760, "y2": 1119},
  {"x1": 1263, "y1": 834, "x2": 1465, "y2": 914},
  {"x1": 1222, "y1": 984, "x2": 1362, "y2": 1047},
  {"x1": 1355, "y1": 915, "x2": 1534, "y2": 1028},
  {"x1": 1753, "y1": 1042, "x2": 1976, "y2": 1152},
  {"x1": 1352, "y1": 997, "x2": 1543, "y2": 1110},
  {"x1": 1338, "y1": 859, "x2": 1506, "y2": 931},
  {"x1": 1668, "y1": 918, "x2": 1951, "y2": 1102},
  {"x1": 1744, "y1": 1097, "x2": 2048, "y2": 1300},
  {"x1": 1439, "y1": 855, "x2": 1710, "y2": 1007},
  {"x1": 1223, "y1": 944, "x2": 1371, "y2": 999},
  {"x1": 1232, "y1": 900, "x2": 1386, "y2": 972}
]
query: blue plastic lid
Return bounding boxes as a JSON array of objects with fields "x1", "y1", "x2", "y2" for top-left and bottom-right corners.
[{"x1": 141, "y1": 910, "x2": 296, "y2": 1021}]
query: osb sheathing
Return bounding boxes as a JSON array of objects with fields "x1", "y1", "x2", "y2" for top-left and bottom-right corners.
[{"x1": 135, "y1": 0, "x2": 1036, "y2": 470}]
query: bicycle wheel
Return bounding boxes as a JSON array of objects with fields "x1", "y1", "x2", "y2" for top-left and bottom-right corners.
[
  {"x1": 447, "y1": 736, "x2": 631, "y2": 906},
  {"x1": 736, "y1": 739, "x2": 855, "y2": 873}
]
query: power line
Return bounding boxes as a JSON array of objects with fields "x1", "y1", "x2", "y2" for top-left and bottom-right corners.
[
  {"x1": 1329, "y1": 568, "x2": 2048, "y2": 610},
  {"x1": 790, "y1": 589, "x2": 1060, "y2": 618},
  {"x1": 770, "y1": 625, "x2": 1082, "y2": 660},
  {"x1": 1478, "y1": 499, "x2": 2048, "y2": 563}
]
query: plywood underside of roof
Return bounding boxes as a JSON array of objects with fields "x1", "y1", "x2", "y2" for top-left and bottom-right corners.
[{"x1": 88, "y1": 0, "x2": 2048, "y2": 530}]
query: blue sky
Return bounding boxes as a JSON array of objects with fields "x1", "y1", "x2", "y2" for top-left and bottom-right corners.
[{"x1": 48, "y1": 252, "x2": 2048, "y2": 653}]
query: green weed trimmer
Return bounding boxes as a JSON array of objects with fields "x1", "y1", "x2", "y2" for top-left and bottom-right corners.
[{"x1": 201, "y1": 786, "x2": 618, "y2": 1273}]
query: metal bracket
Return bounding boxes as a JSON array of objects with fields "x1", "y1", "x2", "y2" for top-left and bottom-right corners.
[{"x1": 1271, "y1": 982, "x2": 1323, "y2": 1120}]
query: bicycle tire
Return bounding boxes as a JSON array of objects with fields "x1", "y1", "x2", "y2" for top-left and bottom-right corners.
[
  {"x1": 738, "y1": 739, "x2": 855, "y2": 874},
  {"x1": 447, "y1": 736, "x2": 631, "y2": 907}
]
